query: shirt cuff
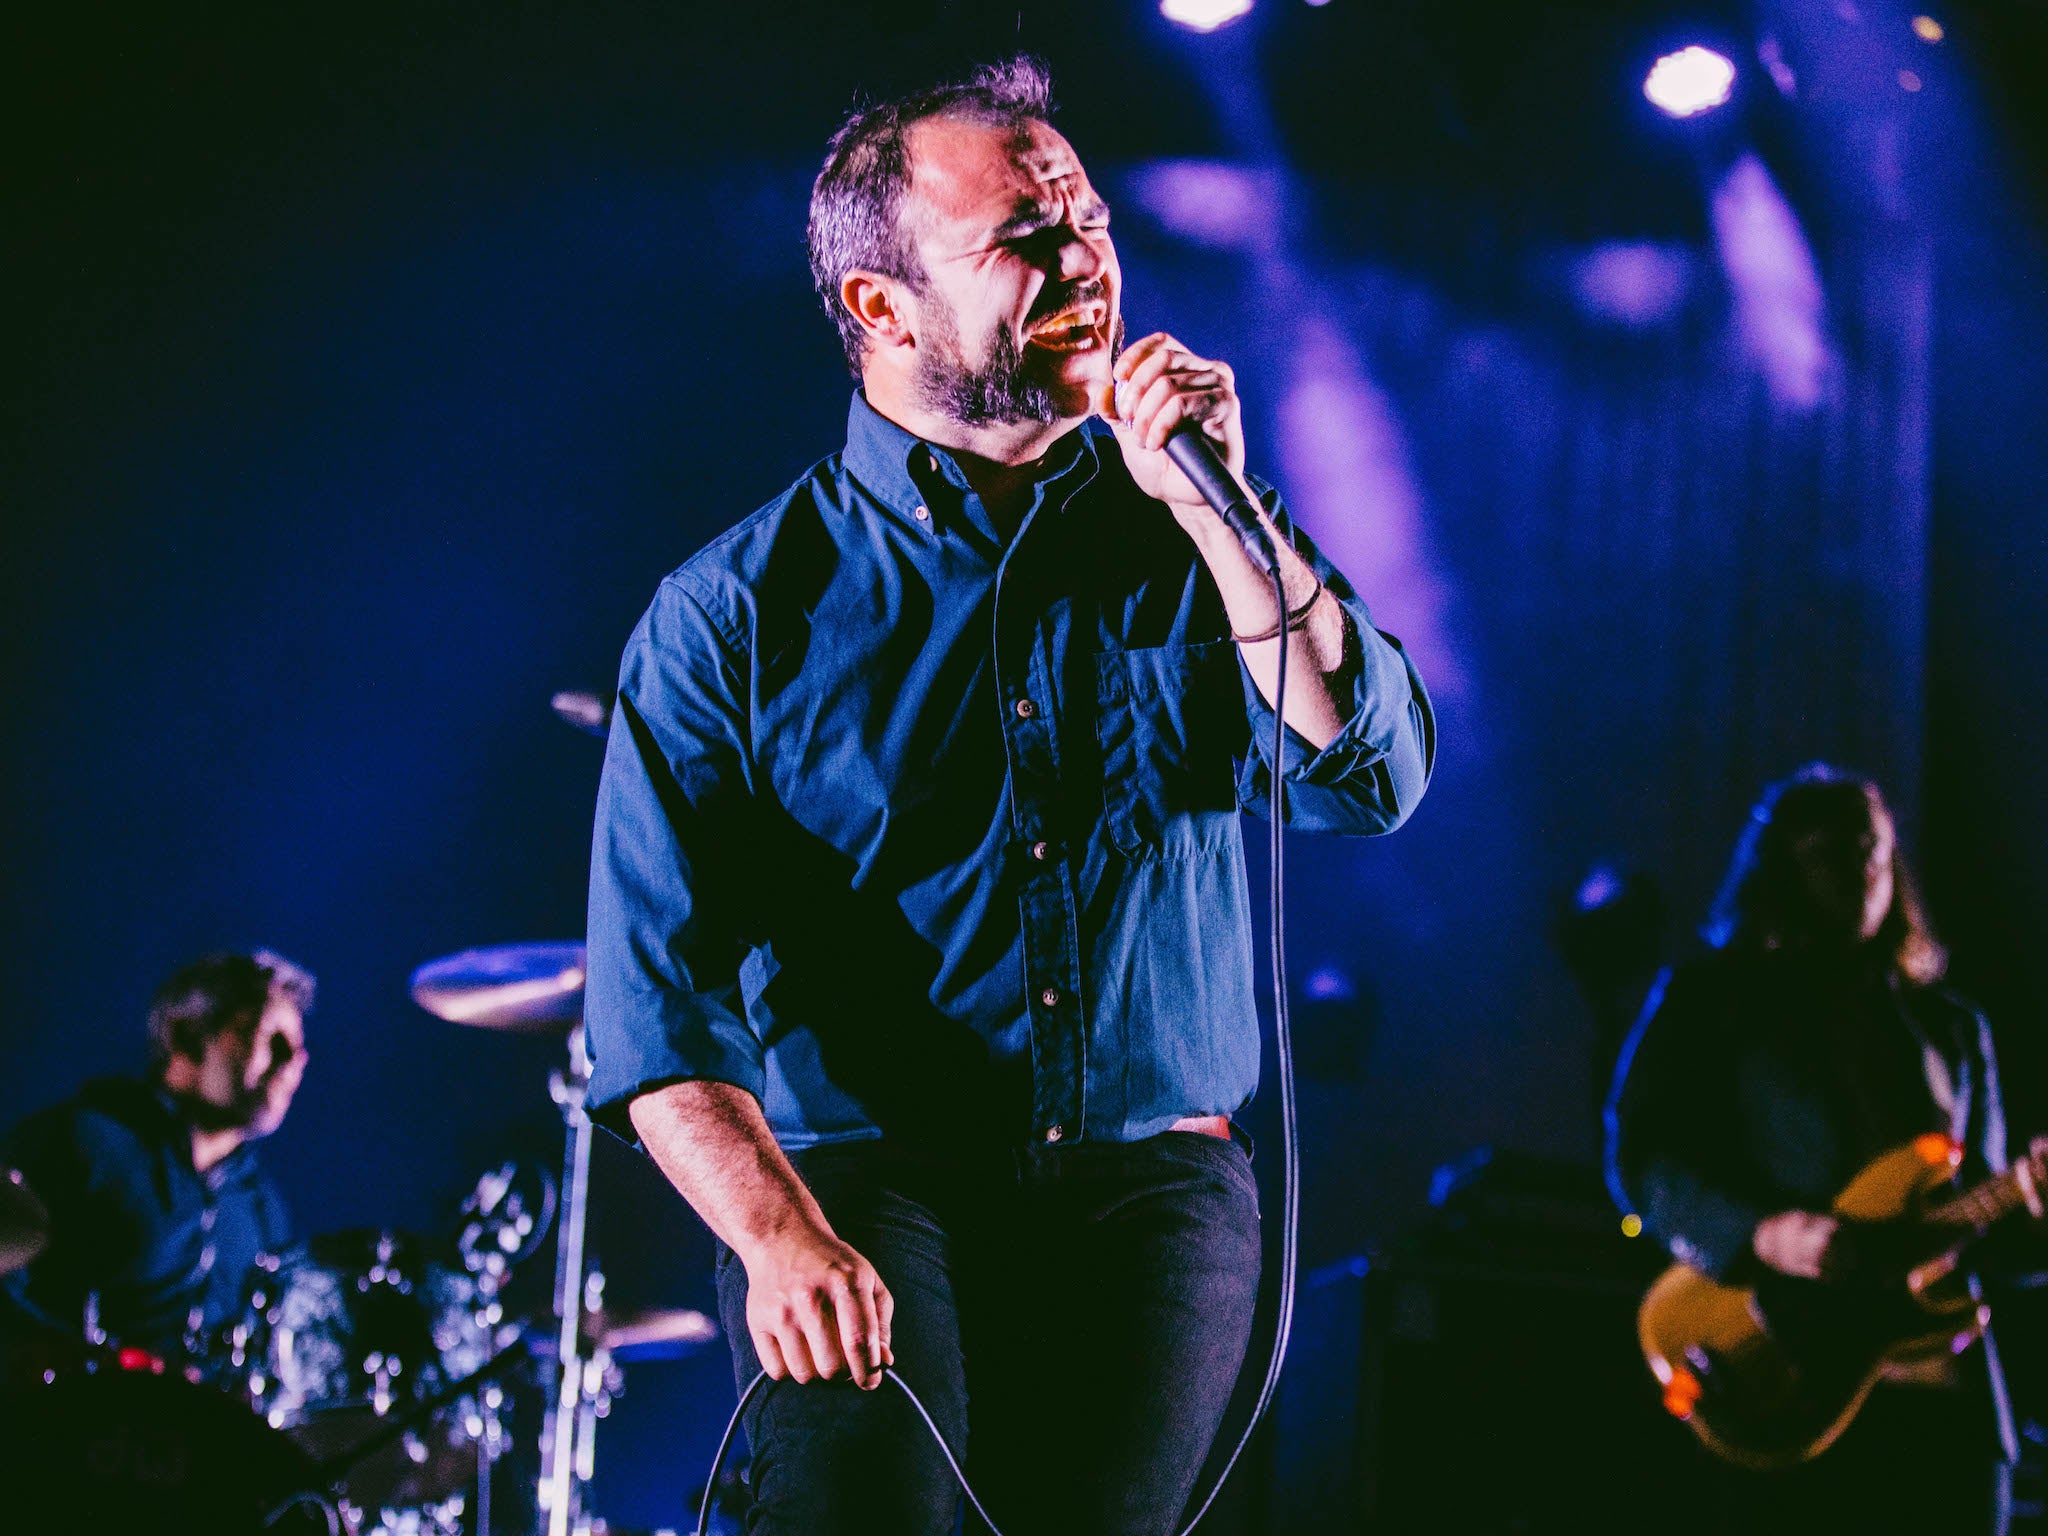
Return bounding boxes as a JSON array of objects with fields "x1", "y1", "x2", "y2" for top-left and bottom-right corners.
[
  {"x1": 1239, "y1": 596, "x2": 1395, "y2": 785},
  {"x1": 586, "y1": 983, "x2": 764, "y2": 1141}
]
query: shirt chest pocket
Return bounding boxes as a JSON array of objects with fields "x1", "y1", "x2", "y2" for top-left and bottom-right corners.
[{"x1": 1094, "y1": 642, "x2": 1248, "y2": 857}]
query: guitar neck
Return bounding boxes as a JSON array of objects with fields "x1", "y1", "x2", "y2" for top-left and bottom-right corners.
[{"x1": 1923, "y1": 1150, "x2": 2044, "y2": 1231}]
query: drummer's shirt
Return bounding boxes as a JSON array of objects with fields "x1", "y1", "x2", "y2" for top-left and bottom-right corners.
[
  {"x1": 583, "y1": 392, "x2": 1434, "y2": 1152},
  {"x1": 4, "y1": 1076, "x2": 287, "y2": 1360}
]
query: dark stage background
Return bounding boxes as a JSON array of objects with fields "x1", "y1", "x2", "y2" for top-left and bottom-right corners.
[{"x1": 7, "y1": 2, "x2": 2048, "y2": 1530}]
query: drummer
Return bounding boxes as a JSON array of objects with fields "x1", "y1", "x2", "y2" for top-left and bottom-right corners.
[{"x1": 2, "y1": 950, "x2": 311, "y2": 1364}]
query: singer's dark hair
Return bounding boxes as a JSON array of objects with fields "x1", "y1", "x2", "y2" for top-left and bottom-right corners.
[
  {"x1": 1702, "y1": 763, "x2": 1946, "y2": 983},
  {"x1": 146, "y1": 949, "x2": 316, "y2": 1076},
  {"x1": 808, "y1": 56, "x2": 1056, "y2": 376}
]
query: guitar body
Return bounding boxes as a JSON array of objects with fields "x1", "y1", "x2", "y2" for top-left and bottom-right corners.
[{"x1": 1636, "y1": 1136, "x2": 1988, "y2": 1469}]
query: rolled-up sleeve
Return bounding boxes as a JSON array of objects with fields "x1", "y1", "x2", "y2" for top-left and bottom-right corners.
[
  {"x1": 585, "y1": 574, "x2": 763, "y2": 1139},
  {"x1": 1237, "y1": 491, "x2": 1435, "y2": 836}
]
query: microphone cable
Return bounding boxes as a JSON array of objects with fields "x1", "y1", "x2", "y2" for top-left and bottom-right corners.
[{"x1": 697, "y1": 528, "x2": 1299, "y2": 1536}]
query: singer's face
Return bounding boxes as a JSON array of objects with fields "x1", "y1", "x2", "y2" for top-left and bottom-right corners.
[{"x1": 902, "y1": 116, "x2": 1121, "y2": 425}]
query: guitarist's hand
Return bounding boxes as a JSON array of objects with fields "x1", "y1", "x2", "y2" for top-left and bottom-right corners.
[
  {"x1": 1752, "y1": 1210, "x2": 1838, "y2": 1279},
  {"x1": 2023, "y1": 1135, "x2": 2048, "y2": 1218}
]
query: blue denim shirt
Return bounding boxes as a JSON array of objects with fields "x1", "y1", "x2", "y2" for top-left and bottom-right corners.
[{"x1": 585, "y1": 394, "x2": 1433, "y2": 1150}]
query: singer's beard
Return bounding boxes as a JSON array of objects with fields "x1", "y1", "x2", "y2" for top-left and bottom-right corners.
[{"x1": 915, "y1": 296, "x2": 1122, "y2": 428}]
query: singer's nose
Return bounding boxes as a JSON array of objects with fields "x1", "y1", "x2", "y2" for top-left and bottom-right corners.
[
  {"x1": 1065, "y1": 245, "x2": 1103, "y2": 285},
  {"x1": 1057, "y1": 224, "x2": 1107, "y2": 285}
]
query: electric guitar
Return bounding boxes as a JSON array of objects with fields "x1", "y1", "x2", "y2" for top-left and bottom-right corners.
[{"x1": 1636, "y1": 1133, "x2": 2047, "y2": 1469}]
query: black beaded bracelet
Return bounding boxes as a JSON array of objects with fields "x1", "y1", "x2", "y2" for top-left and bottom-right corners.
[{"x1": 1231, "y1": 578, "x2": 1324, "y2": 645}]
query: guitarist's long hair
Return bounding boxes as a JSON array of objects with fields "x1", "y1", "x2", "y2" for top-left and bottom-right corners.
[{"x1": 1704, "y1": 763, "x2": 1947, "y2": 984}]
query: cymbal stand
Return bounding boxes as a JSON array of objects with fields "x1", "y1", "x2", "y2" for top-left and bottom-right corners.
[{"x1": 539, "y1": 1022, "x2": 596, "y2": 1536}]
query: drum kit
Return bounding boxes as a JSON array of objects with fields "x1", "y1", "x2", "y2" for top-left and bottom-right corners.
[{"x1": 0, "y1": 941, "x2": 723, "y2": 1536}]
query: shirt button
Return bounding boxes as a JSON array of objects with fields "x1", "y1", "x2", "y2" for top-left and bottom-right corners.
[
  {"x1": 1029, "y1": 840, "x2": 1049, "y2": 861},
  {"x1": 1045, "y1": 1125, "x2": 1064, "y2": 1144},
  {"x1": 1014, "y1": 699, "x2": 1035, "y2": 719},
  {"x1": 913, "y1": 504, "x2": 930, "y2": 523},
  {"x1": 1041, "y1": 987, "x2": 1060, "y2": 1008}
]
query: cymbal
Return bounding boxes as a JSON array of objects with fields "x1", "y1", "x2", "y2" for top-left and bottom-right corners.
[
  {"x1": 587, "y1": 1305, "x2": 719, "y2": 1362},
  {"x1": 0, "y1": 1167, "x2": 50, "y2": 1275},
  {"x1": 410, "y1": 942, "x2": 587, "y2": 1032}
]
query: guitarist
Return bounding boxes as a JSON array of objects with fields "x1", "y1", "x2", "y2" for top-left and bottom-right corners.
[{"x1": 1606, "y1": 763, "x2": 2046, "y2": 1534}]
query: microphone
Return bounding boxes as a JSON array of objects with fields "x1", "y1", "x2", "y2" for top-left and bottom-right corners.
[{"x1": 1162, "y1": 422, "x2": 1280, "y2": 577}]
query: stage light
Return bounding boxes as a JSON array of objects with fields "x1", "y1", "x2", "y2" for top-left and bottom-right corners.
[
  {"x1": 1160, "y1": 0, "x2": 1253, "y2": 33},
  {"x1": 1711, "y1": 153, "x2": 1830, "y2": 410},
  {"x1": 1128, "y1": 160, "x2": 1280, "y2": 253},
  {"x1": 1643, "y1": 45, "x2": 1737, "y2": 118},
  {"x1": 1912, "y1": 15, "x2": 1944, "y2": 43},
  {"x1": 1898, "y1": 69, "x2": 1923, "y2": 92},
  {"x1": 1573, "y1": 243, "x2": 1694, "y2": 327},
  {"x1": 1621, "y1": 1214, "x2": 1644, "y2": 1238},
  {"x1": 1303, "y1": 966, "x2": 1357, "y2": 1001}
]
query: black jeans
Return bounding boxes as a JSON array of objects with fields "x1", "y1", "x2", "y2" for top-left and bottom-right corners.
[{"x1": 713, "y1": 1131, "x2": 1263, "y2": 1536}]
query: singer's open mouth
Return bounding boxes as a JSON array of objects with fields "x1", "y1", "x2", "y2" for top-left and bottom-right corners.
[{"x1": 1024, "y1": 304, "x2": 1108, "y2": 354}]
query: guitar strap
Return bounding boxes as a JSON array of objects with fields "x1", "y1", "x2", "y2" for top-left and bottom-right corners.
[{"x1": 1886, "y1": 973, "x2": 1971, "y2": 1150}]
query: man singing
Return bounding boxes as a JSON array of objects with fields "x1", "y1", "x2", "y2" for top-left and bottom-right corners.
[
  {"x1": 585, "y1": 58, "x2": 1433, "y2": 1535},
  {"x1": 4, "y1": 950, "x2": 311, "y2": 1365}
]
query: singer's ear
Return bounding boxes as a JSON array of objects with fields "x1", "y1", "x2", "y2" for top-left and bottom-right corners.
[{"x1": 841, "y1": 270, "x2": 915, "y2": 353}]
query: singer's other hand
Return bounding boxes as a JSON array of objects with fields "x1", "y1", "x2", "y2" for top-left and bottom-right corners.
[
  {"x1": 1102, "y1": 331, "x2": 1251, "y2": 523},
  {"x1": 741, "y1": 1219, "x2": 895, "y2": 1391}
]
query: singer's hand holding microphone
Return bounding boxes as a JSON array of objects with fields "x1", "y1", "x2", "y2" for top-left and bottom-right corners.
[{"x1": 1101, "y1": 330, "x2": 1307, "y2": 602}]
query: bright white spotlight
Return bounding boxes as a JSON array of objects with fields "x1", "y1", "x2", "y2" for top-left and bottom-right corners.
[
  {"x1": 1161, "y1": 0, "x2": 1254, "y2": 33},
  {"x1": 1644, "y1": 45, "x2": 1737, "y2": 118}
]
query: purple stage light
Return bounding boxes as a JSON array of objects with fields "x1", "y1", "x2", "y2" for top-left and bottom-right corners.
[
  {"x1": 1711, "y1": 153, "x2": 1830, "y2": 410},
  {"x1": 1303, "y1": 966, "x2": 1357, "y2": 1001},
  {"x1": 1276, "y1": 319, "x2": 1466, "y2": 702},
  {"x1": 1127, "y1": 161, "x2": 1280, "y2": 253},
  {"x1": 1573, "y1": 242, "x2": 1694, "y2": 327},
  {"x1": 1160, "y1": 0, "x2": 1254, "y2": 33},
  {"x1": 1574, "y1": 865, "x2": 1624, "y2": 912},
  {"x1": 1644, "y1": 45, "x2": 1737, "y2": 118},
  {"x1": 1757, "y1": 34, "x2": 1798, "y2": 98}
]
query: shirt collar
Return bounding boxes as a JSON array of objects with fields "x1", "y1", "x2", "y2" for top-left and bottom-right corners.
[{"x1": 841, "y1": 392, "x2": 1100, "y2": 540}]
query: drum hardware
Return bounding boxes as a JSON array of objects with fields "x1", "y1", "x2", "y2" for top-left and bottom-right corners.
[
  {"x1": 303, "y1": 1334, "x2": 533, "y2": 1493},
  {"x1": 458, "y1": 1161, "x2": 557, "y2": 1287},
  {"x1": 236, "y1": 1228, "x2": 514, "y2": 1532},
  {"x1": 388, "y1": 939, "x2": 721, "y2": 1534},
  {"x1": 583, "y1": 1304, "x2": 718, "y2": 1364},
  {"x1": 410, "y1": 943, "x2": 588, "y2": 1034},
  {"x1": 540, "y1": 1020, "x2": 598, "y2": 1536},
  {"x1": 409, "y1": 941, "x2": 614, "y2": 1536}
]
